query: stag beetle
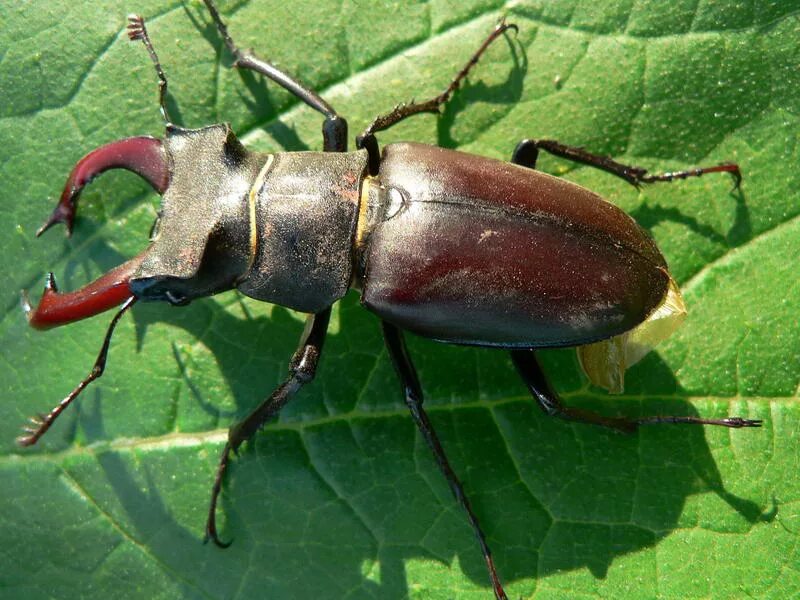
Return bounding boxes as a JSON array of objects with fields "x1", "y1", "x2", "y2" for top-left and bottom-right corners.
[{"x1": 19, "y1": 3, "x2": 761, "y2": 598}]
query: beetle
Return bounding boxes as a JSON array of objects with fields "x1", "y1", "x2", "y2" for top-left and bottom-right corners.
[{"x1": 18, "y1": 3, "x2": 762, "y2": 598}]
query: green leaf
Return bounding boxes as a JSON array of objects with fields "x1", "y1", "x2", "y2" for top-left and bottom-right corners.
[{"x1": 1, "y1": 1, "x2": 798, "y2": 598}]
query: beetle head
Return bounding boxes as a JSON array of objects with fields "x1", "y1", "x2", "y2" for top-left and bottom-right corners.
[
  {"x1": 26, "y1": 124, "x2": 257, "y2": 328},
  {"x1": 129, "y1": 124, "x2": 256, "y2": 304},
  {"x1": 129, "y1": 212, "x2": 250, "y2": 306}
]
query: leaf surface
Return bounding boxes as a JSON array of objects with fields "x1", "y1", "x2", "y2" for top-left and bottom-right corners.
[{"x1": 1, "y1": 1, "x2": 798, "y2": 598}]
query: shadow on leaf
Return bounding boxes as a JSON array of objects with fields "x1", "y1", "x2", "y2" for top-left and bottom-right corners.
[{"x1": 69, "y1": 286, "x2": 771, "y2": 597}]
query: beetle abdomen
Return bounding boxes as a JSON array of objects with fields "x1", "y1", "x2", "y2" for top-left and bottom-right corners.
[{"x1": 361, "y1": 143, "x2": 669, "y2": 347}]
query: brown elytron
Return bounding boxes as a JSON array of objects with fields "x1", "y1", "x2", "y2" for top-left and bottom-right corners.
[{"x1": 362, "y1": 143, "x2": 669, "y2": 347}]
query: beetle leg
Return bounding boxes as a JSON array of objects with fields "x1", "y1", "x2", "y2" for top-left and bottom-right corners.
[
  {"x1": 357, "y1": 19, "x2": 517, "y2": 175},
  {"x1": 16, "y1": 296, "x2": 137, "y2": 447},
  {"x1": 200, "y1": 0, "x2": 347, "y2": 152},
  {"x1": 382, "y1": 322, "x2": 508, "y2": 600},
  {"x1": 512, "y1": 139, "x2": 742, "y2": 190},
  {"x1": 127, "y1": 15, "x2": 172, "y2": 125},
  {"x1": 511, "y1": 349, "x2": 763, "y2": 431},
  {"x1": 205, "y1": 308, "x2": 331, "y2": 548},
  {"x1": 37, "y1": 136, "x2": 169, "y2": 237},
  {"x1": 512, "y1": 349, "x2": 639, "y2": 433}
]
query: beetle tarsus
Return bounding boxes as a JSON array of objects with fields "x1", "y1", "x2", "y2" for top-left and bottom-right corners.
[
  {"x1": 127, "y1": 14, "x2": 172, "y2": 124},
  {"x1": 16, "y1": 297, "x2": 136, "y2": 446},
  {"x1": 639, "y1": 162, "x2": 742, "y2": 190},
  {"x1": 728, "y1": 417, "x2": 762, "y2": 427},
  {"x1": 635, "y1": 415, "x2": 763, "y2": 428},
  {"x1": 126, "y1": 14, "x2": 145, "y2": 40},
  {"x1": 204, "y1": 529, "x2": 233, "y2": 549},
  {"x1": 383, "y1": 321, "x2": 508, "y2": 600},
  {"x1": 513, "y1": 350, "x2": 762, "y2": 433},
  {"x1": 205, "y1": 441, "x2": 234, "y2": 548}
]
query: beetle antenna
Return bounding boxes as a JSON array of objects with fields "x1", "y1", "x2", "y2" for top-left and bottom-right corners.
[
  {"x1": 127, "y1": 14, "x2": 173, "y2": 125},
  {"x1": 16, "y1": 297, "x2": 137, "y2": 447}
]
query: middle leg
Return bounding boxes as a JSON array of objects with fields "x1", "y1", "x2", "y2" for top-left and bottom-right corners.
[
  {"x1": 382, "y1": 321, "x2": 508, "y2": 600},
  {"x1": 358, "y1": 19, "x2": 517, "y2": 174},
  {"x1": 512, "y1": 139, "x2": 741, "y2": 188}
]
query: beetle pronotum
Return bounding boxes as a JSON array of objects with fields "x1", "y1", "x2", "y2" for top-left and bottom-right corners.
[{"x1": 18, "y1": 3, "x2": 762, "y2": 597}]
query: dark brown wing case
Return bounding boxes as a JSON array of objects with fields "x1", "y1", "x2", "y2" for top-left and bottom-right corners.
[{"x1": 361, "y1": 142, "x2": 669, "y2": 347}]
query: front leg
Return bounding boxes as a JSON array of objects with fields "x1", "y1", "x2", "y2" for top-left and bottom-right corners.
[
  {"x1": 202, "y1": 0, "x2": 347, "y2": 152},
  {"x1": 205, "y1": 308, "x2": 331, "y2": 547}
]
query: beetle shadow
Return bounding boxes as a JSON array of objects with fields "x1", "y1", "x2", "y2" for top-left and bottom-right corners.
[
  {"x1": 629, "y1": 184, "x2": 752, "y2": 250},
  {"x1": 64, "y1": 399, "x2": 266, "y2": 599},
  {"x1": 405, "y1": 334, "x2": 774, "y2": 587},
  {"x1": 47, "y1": 168, "x2": 761, "y2": 597},
  {"x1": 33, "y1": 212, "x2": 773, "y2": 596},
  {"x1": 114, "y1": 287, "x2": 773, "y2": 596}
]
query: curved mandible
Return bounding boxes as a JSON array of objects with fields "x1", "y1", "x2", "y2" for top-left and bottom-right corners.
[
  {"x1": 22, "y1": 253, "x2": 147, "y2": 330},
  {"x1": 37, "y1": 136, "x2": 170, "y2": 237}
]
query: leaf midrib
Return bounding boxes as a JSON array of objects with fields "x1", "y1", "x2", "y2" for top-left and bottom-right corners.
[{"x1": 2, "y1": 393, "x2": 788, "y2": 461}]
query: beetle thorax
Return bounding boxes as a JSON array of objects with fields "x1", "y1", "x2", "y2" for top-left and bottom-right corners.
[{"x1": 235, "y1": 149, "x2": 368, "y2": 313}]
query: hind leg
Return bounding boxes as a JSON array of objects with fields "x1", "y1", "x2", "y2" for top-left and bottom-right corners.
[
  {"x1": 512, "y1": 139, "x2": 741, "y2": 188},
  {"x1": 511, "y1": 349, "x2": 762, "y2": 432}
]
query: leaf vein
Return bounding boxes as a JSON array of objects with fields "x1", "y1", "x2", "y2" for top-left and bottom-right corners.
[{"x1": 57, "y1": 464, "x2": 216, "y2": 599}]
